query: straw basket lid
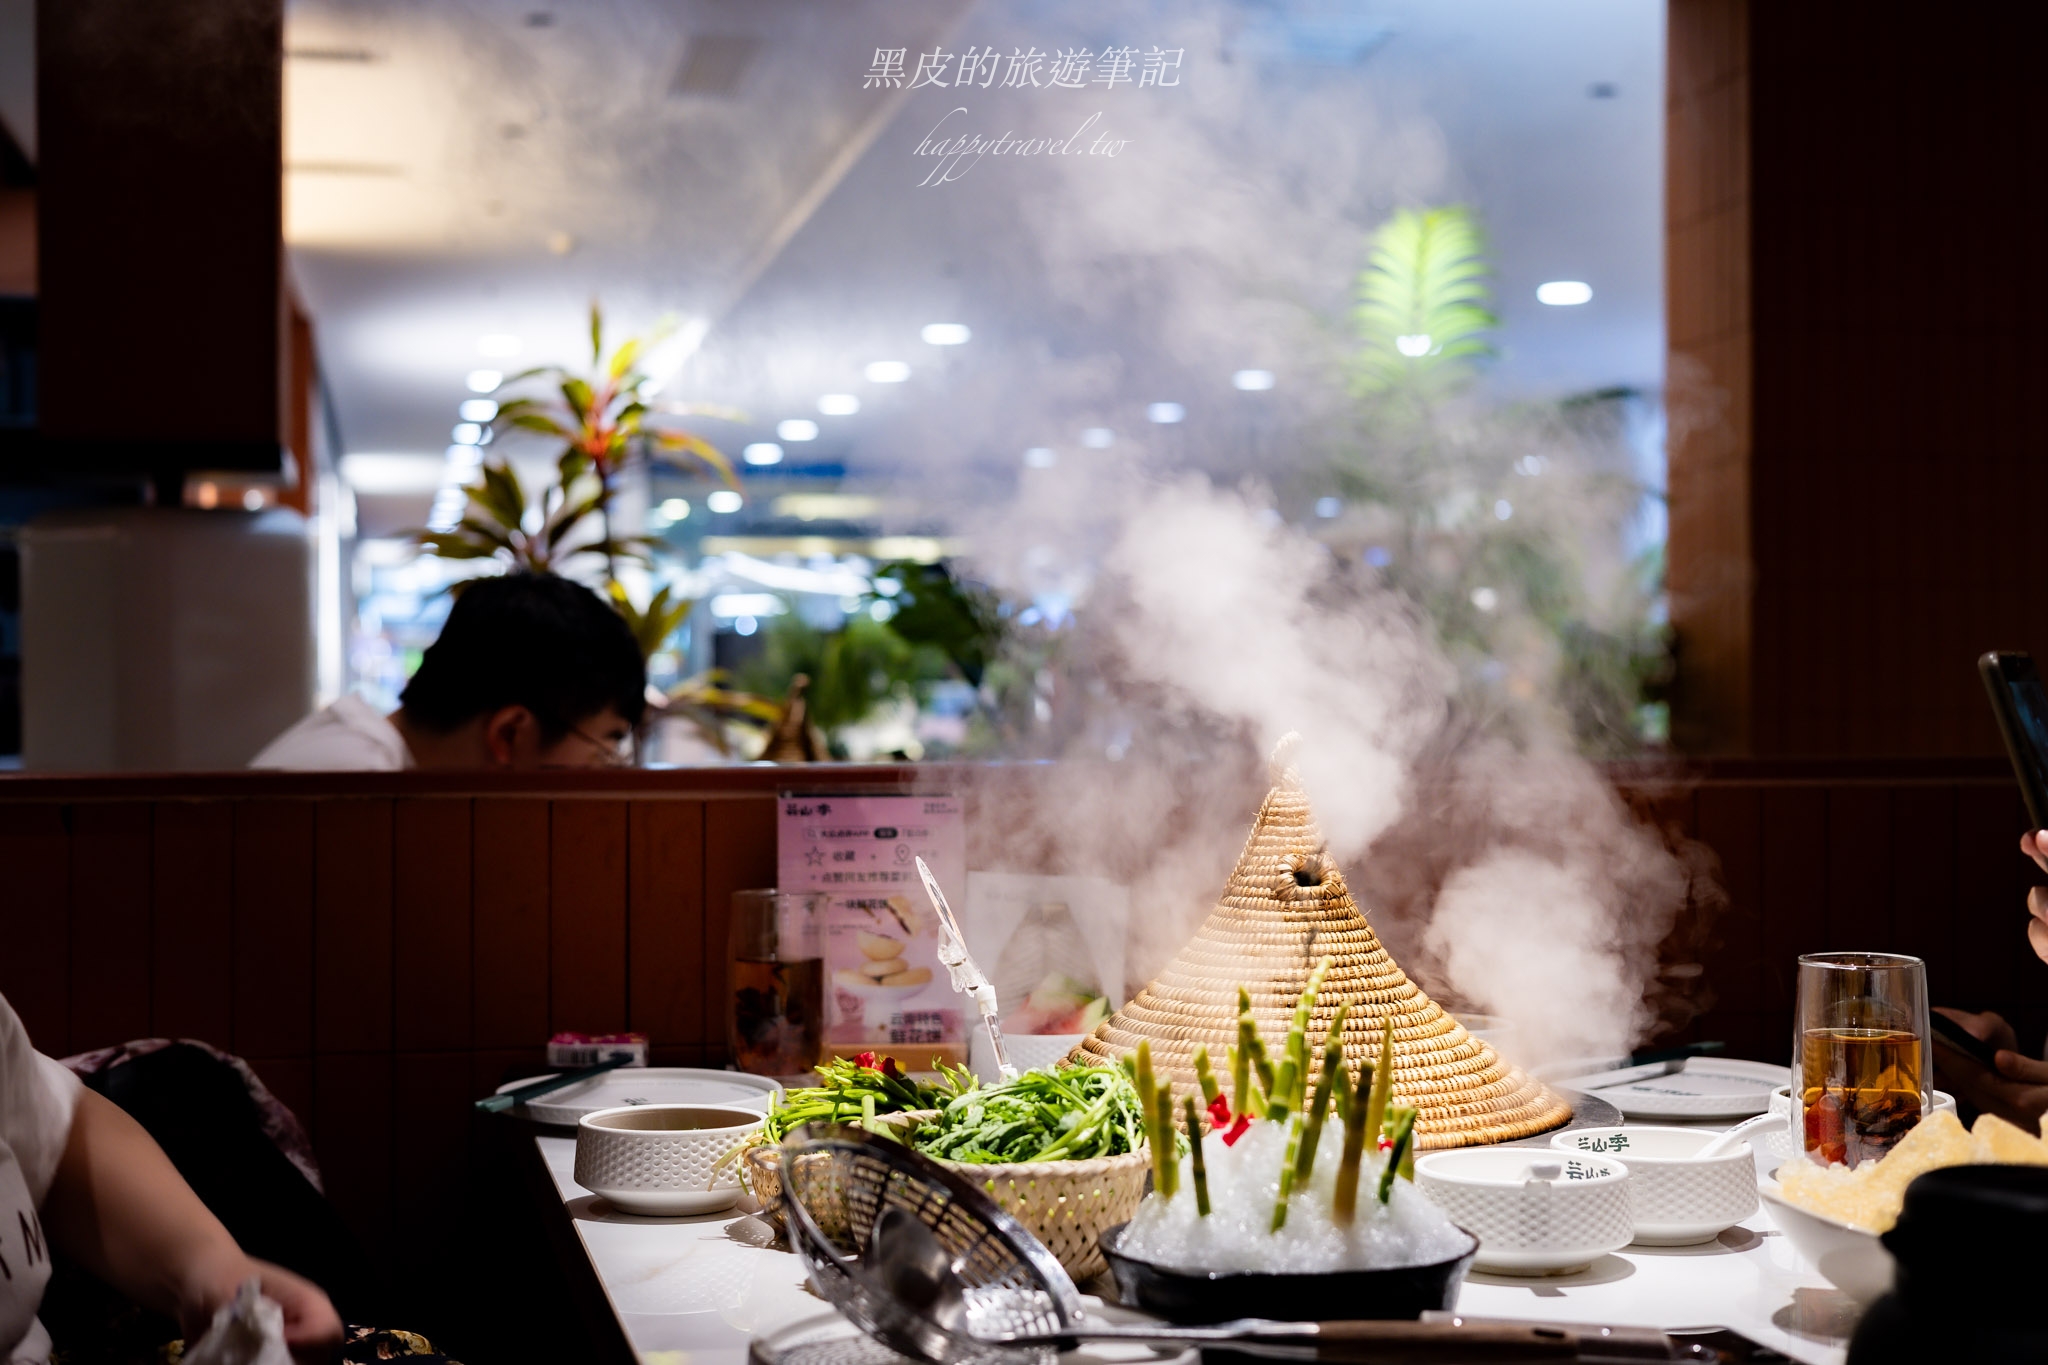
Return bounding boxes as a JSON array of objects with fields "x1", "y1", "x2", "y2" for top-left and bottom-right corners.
[{"x1": 1073, "y1": 734, "x2": 1570, "y2": 1149}]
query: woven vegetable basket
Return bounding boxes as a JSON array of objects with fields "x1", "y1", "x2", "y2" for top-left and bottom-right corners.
[
  {"x1": 745, "y1": 1111, "x2": 936, "y2": 1239},
  {"x1": 936, "y1": 1148, "x2": 1151, "y2": 1281}
]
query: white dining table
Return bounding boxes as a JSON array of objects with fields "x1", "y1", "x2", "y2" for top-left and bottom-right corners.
[{"x1": 532, "y1": 1117, "x2": 1857, "y2": 1365}]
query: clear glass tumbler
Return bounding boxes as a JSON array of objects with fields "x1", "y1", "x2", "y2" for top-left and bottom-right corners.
[
  {"x1": 1792, "y1": 951, "x2": 1931, "y2": 1168},
  {"x1": 729, "y1": 889, "x2": 826, "y2": 1078}
]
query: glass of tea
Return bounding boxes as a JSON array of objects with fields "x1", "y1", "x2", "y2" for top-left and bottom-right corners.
[
  {"x1": 729, "y1": 889, "x2": 826, "y2": 1078},
  {"x1": 1793, "y1": 951, "x2": 1931, "y2": 1168}
]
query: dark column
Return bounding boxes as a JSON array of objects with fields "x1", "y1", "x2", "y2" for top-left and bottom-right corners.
[
  {"x1": 1667, "y1": 0, "x2": 2048, "y2": 756},
  {"x1": 34, "y1": 0, "x2": 284, "y2": 492}
]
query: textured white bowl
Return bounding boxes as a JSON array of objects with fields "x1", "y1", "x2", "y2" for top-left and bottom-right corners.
[
  {"x1": 574, "y1": 1104, "x2": 763, "y2": 1216},
  {"x1": 1551, "y1": 1125, "x2": 1757, "y2": 1245},
  {"x1": 1414, "y1": 1148, "x2": 1632, "y2": 1275},
  {"x1": 1756, "y1": 1181, "x2": 1894, "y2": 1306}
]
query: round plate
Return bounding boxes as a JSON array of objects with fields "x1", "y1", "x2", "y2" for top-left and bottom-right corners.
[
  {"x1": 1582, "y1": 1058, "x2": 1788, "y2": 1120},
  {"x1": 499, "y1": 1067, "x2": 783, "y2": 1126}
]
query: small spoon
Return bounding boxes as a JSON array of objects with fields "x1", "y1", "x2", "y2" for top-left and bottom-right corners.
[{"x1": 1694, "y1": 1110, "x2": 1784, "y2": 1161}]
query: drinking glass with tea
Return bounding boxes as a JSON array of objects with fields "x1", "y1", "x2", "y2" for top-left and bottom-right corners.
[
  {"x1": 1793, "y1": 951, "x2": 1931, "y2": 1168},
  {"x1": 729, "y1": 889, "x2": 826, "y2": 1078}
]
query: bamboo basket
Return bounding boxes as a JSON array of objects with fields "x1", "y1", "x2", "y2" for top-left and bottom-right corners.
[
  {"x1": 744, "y1": 1111, "x2": 936, "y2": 1238},
  {"x1": 936, "y1": 1148, "x2": 1151, "y2": 1281}
]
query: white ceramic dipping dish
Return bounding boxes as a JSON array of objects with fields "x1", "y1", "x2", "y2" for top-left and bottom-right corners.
[
  {"x1": 1551, "y1": 1125, "x2": 1756, "y2": 1245},
  {"x1": 1414, "y1": 1148, "x2": 1632, "y2": 1275},
  {"x1": 574, "y1": 1103, "x2": 763, "y2": 1216},
  {"x1": 1756, "y1": 1179, "x2": 1893, "y2": 1306}
]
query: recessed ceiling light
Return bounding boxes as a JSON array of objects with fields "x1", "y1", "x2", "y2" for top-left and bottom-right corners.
[
  {"x1": 744, "y1": 442, "x2": 785, "y2": 465},
  {"x1": 864, "y1": 360, "x2": 911, "y2": 383},
  {"x1": 1536, "y1": 281, "x2": 1593, "y2": 306},
  {"x1": 1080, "y1": 428, "x2": 1114, "y2": 448},
  {"x1": 818, "y1": 393, "x2": 861, "y2": 416},
  {"x1": 452, "y1": 423, "x2": 485, "y2": 445},
  {"x1": 777, "y1": 419, "x2": 819, "y2": 442},
  {"x1": 466, "y1": 369, "x2": 502, "y2": 393},
  {"x1": 458, "y1": 398, "x2": 498, "y2": 422},
  {"x1": 1232, "y1": 369, "x2": 1275, "y2": 391},
  {"x1": 707, "y1": 490, "x2": 744, "y2": 514},
  {"x1": 1023, "y1": 447, "x2": 1056, "y2": 468},
  {"x1": 921, "y1": 323, "x2": 971, "y2": 346},
  {"x1": 1147, "y1": 402, "x2": 1185, "y2": 424},
  {"x1": 444, "y1": 444, "x2": 482, "y2": 468},
  {"x1": 659, "y1": 498, "x2": 691, "y2": 520},
  {"x1": 477, "y1": 334, "x2": 521, "y2": 357}
]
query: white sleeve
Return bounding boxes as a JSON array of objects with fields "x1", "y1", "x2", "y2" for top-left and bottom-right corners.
[{"x1": 0, "y1": 996, "x2": 82, "y2": 1205}]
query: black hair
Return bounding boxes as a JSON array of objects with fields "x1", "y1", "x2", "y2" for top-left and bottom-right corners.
[{"x1": 400, "y1": 573, "x2": 646, "y2": 739}]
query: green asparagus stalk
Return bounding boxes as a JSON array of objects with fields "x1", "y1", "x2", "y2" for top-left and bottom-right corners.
[
  {"x1": 1154, "y1": 1080, "x2": 1178, "y2": 1198},
  {"x1": 1229, "y1": 1042, "x2": 1248, "y2": 1116},
  {"x1": 1377, "y1": 1107, "x2": 1417, "y2": 1204},
  {"x1": 1364, "y1": 1019, "x2": 1395, "y2": 1152},
  {"x1": 1266, "y1": 1054, "x2": 1297, "y2": 1124},
  {"x1": 1241, "y1": 1011, "x2": 1274, "y2": 1096},
  {"x1": 1136, "y1": 1041, "x2": 1172, "y2": 1197},
  {"x1": 1193, "y1": 1044, "x2": 1221, "y2": 1109},
  {"x1": 1272, "y1": 1113, "x2": 1303, "y2": 1232},
  {"x1": 1332, "y1": 1066, "x2": 1368, "y2": 1226},
  {"x1": 1391, "y1": 1105, "x2": 1419, "y2": 1180},
  {"x1": 1184, "y1": 1094, "x2": 1210, "y2": 1216},
  {"x1": 1294, "y1": 1003, "x2": 1348, "y2": 1185}
]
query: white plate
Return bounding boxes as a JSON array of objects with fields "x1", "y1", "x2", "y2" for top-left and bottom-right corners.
[
  {"x1": 1570, "y1": 1057, "x2": 1788, "y2": 1120},
  {"x1": 499, "y1": 1067, "x2": 783, "y2": 1126}
]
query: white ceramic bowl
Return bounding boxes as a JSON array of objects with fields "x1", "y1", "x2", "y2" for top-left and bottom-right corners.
[
  {"x1": 574, "y1": 1104, "x2": 763, "y2": 1216},
  {"x1": 1756, "y1": 1181, "x2": 1894, "y2": 1306},
  {"x1": 1414, "y1": 1148, "x2": 1632, "y2": 1275},
  {"x1": 1550, "y1": 1125, "x2": 1757, "y2": 1245}
]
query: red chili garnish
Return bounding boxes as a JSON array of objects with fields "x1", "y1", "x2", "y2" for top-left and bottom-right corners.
[
  {"x1": 1221, "y1": 1113, "x2": 1253, "y2": 1146},
  {"x1": 855, "y1": 1051, "x2": 879, "y2": 1070},
  {"x1": 881, "y1": 1057, "x2": 906, "y2": 1080},
  {"x1": 1377, "y1": 1133, "x2": 1394, "y2": 1152},
  {"x1": 1207, "y1": 1094, "x2": 1233, "y2": 1129}
]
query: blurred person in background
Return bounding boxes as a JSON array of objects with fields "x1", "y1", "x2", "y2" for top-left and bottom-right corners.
[
  {"x1": 1935, "y1": 829, "x2": 2048, "y2": 1129},
  {"x1": 252, "y1": 573, "x2": 645, "y2": 770}
]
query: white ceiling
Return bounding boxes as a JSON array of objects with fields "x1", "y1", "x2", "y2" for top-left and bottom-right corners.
[{"x1": 283, "y1": 1, "x2": 1663, "y2": 516}]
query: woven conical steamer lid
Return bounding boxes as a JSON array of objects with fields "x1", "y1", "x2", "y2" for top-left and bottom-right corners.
[{"x1": 1074, "y1": 739, "x2": 1571, "y2": 1149}]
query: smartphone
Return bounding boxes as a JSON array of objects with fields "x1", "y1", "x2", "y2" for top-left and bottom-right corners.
[
  {"x1": 1978, "y1": 650, "x2": 2048, "y2": 831},
  {"x1": 1931, "y1": 1010, "x2": 2003, "y2": 1070}
]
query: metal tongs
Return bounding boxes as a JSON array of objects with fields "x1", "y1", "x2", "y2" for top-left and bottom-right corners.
[{"x1": 913, "y1": 855, "x2": 1016, "y2": 1079}]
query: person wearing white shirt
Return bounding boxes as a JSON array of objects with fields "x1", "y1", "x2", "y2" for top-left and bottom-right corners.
[
  {"x1": 252, "y1": 573, "x2": 645, "y2": 771},
  {"x1": 0, "y1": 994, "x2": 340, "y2": 1364}
]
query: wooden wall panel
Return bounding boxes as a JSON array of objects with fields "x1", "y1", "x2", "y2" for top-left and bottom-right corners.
[
  {"x1": 1757, "y1": 786, "x2": 1826, "y2": 1018},
  {"x1": 312, "y1": 1052, "x2": 393, "y2": 1251},
  {"x1": 629, "y1": 801, "x2": 707, "y2": 1061},
  {"x1": 395, "y1": 799, "x2": 472, "y2": 1051},
  {"x1": 70, "y1": 803, "x2": 153, "y2": 1051},
  {"x1": 702, "y1": 796, "x2": 779, "y2": 1055},
  {"x1": 315, "y1": 800, "x2": 394, "y2": 1054},
  {"x1": 1891, "y1": 787, "x2": 1957, "y2": 1001},
  {"x1": 472, "y1": 800, "x2": 550, "y2": 1050},
  {"x1": 549, "y1": 801, "x2": 629, "y2": 1035},
  {"x1": 0, "y1": 805, "x2": 72, "y2": 1052},
  {"x1": 232, "y1": 802, "x2": 315, "y2": 1060},
  {"x1": 151, "y1": 802, "x2": 234, "y2": 1044},
  {"x1": 1823, "y1": 786, "x2": 1892, "y2": 949},
  {"x1": 1694, "y1": 787, "x2": 1763, "y2": 1054}
]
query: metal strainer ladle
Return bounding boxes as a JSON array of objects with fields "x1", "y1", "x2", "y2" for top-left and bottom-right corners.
[{"x1": 778, "y1": 1128, "x2": 1669, "y2": 1363}]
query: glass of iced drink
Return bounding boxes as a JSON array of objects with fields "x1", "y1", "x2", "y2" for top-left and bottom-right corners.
[
  {"x1": 729, "y1": 889, "x2": 826, "y2": 1078},
  {"x1": 1793, "y1": 952, "x2": 1930, "y2": 1168}
]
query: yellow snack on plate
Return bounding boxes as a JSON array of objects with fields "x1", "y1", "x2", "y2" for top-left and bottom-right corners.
[
  {"x1": 1778, "y1": 1110, "x2": 1975, "y2": 1232},
  {"x1": 1972, "y1": 1113, "x2": 2048, "y2": 1165}
]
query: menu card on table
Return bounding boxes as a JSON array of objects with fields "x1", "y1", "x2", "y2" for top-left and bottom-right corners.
[{"x1": 777, "y1": 792, "x2": 967, "y2": 1067}]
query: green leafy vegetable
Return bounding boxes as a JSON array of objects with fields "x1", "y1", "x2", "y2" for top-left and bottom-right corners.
[
  {"x1": 760, "y1": 1053, "x2": 976, "y2": 1144},
  {"x1": 914, "y1": 1063, "x2": 1156, "y2": 1164}
]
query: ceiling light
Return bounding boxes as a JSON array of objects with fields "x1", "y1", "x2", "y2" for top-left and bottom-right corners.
[
  {"x1": 1023, "y1": 447, "x2": 1056, "y2": 468},
  {"x1": 710, "y1": 592, "x2": 786, "y2": 618},
  {"x1": 452, "y1": 423, "x2": 484, "y2": 445},
  {"x1": 921, "y1": 323, "x2": 971, "y2": 346},
  {"x1": 864, "y1": 360, "x2": 911, "y2": 383},
  {"x1": 340, "y1": 453, "x2": 446, "y2": 494},
  {"x1": 458, "y1": 398, "x2": 498, "y2": 422},
  {"x1": 707, "y1": 490, "x2": 744, "y2": 513},
  {"x1": 744, "y1": 442, "x2": 785, "y2": 466},
  {"x1": 659, "y1": 498, "x2": 691, "y2": 520},
  {"x1": 1147, "y1": 402, "x2": 1185, "y2": 424},
  {"x1": 1536, "y1": 280, "x2": 1593, "y2": 306},
  {"x1": 1495, "y1": 499, "x2": 1513, "y2": 520},
  {"x1": 466, "y1": 369, "x2": 503, "y2": 393},
  {"x1": 444, "y1": 444, "x2": 482, "y2": 468},
  {"x1": 1315, "y1": 497, "x2": 1341, "y2": 518},
  {"x1": 1232, "y1": 369, "x2": 1275, "y2": 391},
  {"x1": 777, "y1": 419, "x2": 818, "y2": 442},
  {"x1": 1471, "y1": 586, "x2": 1499, "y2": 611},
  {"x1": 1080, "y1": 428, "x2": 1114, "y2": 448},
  {"x1": 1395, "y1": 334, "x2": 1432, "y2": 357},
  {"x1": 818, "y1": 393, "x2": 861, "y2": 416},
  {"x1": 477, "y1": 333, "x2": 522, "y2": 357}
]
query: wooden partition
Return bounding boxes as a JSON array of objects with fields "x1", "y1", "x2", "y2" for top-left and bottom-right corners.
[{"x1": 2, "y1": 757, "x2": 2043, "y2": 1309}]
